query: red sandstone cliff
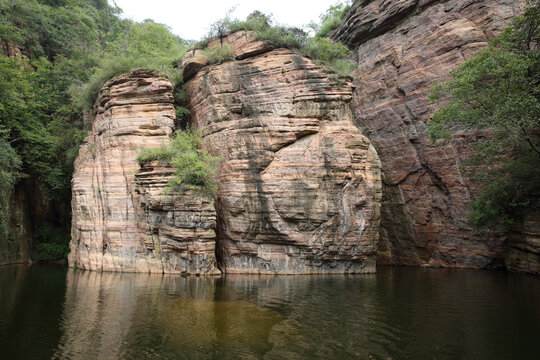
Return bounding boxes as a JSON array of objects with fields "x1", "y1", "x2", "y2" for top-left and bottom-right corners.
[
  {"x1": 69, "y1": 33, "x2": 382, "y2": 274},
  {"x1": 69, "y1": 69, "x2": 219, "y2": 274},
  {"x1": 183, "y1": 33, "x2": 382, "y2": 274},
  {"x1": 331, "y1": 0, "x2": 539, "y2": 272}
]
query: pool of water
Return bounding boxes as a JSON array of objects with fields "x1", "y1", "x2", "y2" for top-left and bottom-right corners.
[{"x1": 1, "y1": 264, "x2": 539, "y2": 359}]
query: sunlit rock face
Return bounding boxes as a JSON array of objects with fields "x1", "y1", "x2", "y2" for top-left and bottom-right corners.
[
  {"x1": 69, "y1": 69, "x2": 218, "y2": 274},
  {"x1": 184, "y1": 32, "x2": 382, "y2": 274},
  {"x1": 331, "y1": 0, "x2": 527, "y2": 270}
]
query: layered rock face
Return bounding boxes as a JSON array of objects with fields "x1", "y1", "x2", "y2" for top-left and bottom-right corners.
[
  {"x1": 69, "y1": 69, "x2": 218, "y2": 274},
  {"x1": 507, "y1": 206, "x2": 540, "y2": 275},
  {"x1": 332, "y1": 0, "x2": 526, "y2": 269},
  {"x1": 135, "y1": 163, "x2": 220, "y2": 274},
  {"x1": 184, "y1": 33, "x2": 382, "y2": 274}
]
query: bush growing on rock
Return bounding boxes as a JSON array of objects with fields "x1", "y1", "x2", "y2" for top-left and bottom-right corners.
[
  {"x1": 137, "y1": 129, "x2": 219, "y2": 195},
  {"x1": 302, "y1": 37, "x2": 356, "y2": 77},
  {"x1": 314, "y1": 1, "x2": 352, "y2": 38},
  {"x1": 202, "y1": 44, "x2": 235, "y2": 64},
  {"x1": 199, "y1": 9, "x2": 356, "y2": 77},
  {"x1": 70, "y1": 19, "x2": 188, "y2": 110}
]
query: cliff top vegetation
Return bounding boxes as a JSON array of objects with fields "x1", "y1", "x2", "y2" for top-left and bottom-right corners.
[{"x1": 196, "y1": 4, "x2": 356, "y2": 78}]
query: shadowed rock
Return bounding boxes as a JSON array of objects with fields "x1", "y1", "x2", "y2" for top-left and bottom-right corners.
[{"x1": 332, "y1": 0, "x2": 528, "y2": 270}]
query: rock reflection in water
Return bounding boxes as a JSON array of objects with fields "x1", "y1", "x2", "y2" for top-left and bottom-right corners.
[
  {"x1": 46, "y1": 268, "x2": 540, "y2": 360},
  {"x1": 53, "y1": 271, "x2": 313, "y2": 359}
]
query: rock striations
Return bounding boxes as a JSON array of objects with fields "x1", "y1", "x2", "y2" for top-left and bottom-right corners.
[
  {"x1": 331, "y1": 0, "x2": 529, "y2": 270},
  {"x1": 135, "y1": 163, "x2": 220, "y2": 274},
  {"x1": 69, "y1": 36, "x2": 382, "y2": 274},
  {"x1": 69, "y1": 69, "x2": 218, "y2": 274},
  {"x1": 69, "y1": 1, "x2": 538, "y2": 275},
  {"x1": 183, "y1": 33, "x2": 382, "y2": 274}
]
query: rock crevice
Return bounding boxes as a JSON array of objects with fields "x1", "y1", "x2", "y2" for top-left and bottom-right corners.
[
  {"x1": 183, "y1": 33, "x2": 382, "y2": 274},
  {"x1": 332, "y1": 0, "x2": 528, "y2": 270}
]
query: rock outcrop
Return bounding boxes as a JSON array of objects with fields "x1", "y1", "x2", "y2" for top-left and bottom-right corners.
[
  {"x1": 69, "y1": 69, "x2": 218, "y2": 274},
  {"x1": 135, "y1": 163, "x2": 220, "y2": 274},
  {"x1": 331, "y1": 0, "x2": 527, "y2": 269},
  {"x1": 183, "y1": 32, "x2": 382, "y2": 274},
  {"x1": 506, "y1": 205, "x2": 540, "y2": 275},
  {"x1": 0, "y1": 41, "x2": 29, "y2": 61}
]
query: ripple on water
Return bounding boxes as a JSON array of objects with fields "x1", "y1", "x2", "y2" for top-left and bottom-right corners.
[{"x1": 1, "y1": 266, "x2": 540, "y2": 360}]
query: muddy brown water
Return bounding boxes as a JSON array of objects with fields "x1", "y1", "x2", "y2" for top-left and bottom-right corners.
[{"x1": 1, "y1": 264, "x2": 539, "y2": 359}]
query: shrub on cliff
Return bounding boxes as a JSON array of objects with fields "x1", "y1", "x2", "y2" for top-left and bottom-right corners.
[
  {"x1": 70, "y1": 19, "x2": 188, "y2": 110},
  {"x1": 302, "y1": 37, "x2": 356, "y2": 77},
  {"x1": 200, "y1": 9, "x2": 356, "y2": 77},
  {"x1": 427, "y1": 0, "x2": 540, "y2": 230},
  {"x1": 136, "y1": 145, "x2": 176, "y2": 164},
  {"x1": 137, "y1": 128, "x2": 219, "y2": 195},
  {"x1": 313, "y1": 1, "x2": 352, "y2": 38},
  {"x1": 203, "y1": 44, "x2": 235, "y2": 64}
]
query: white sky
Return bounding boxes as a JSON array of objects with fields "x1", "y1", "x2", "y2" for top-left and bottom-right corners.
[{"x1": 109, "y1": 0, "x2": 340, "y2": 41}]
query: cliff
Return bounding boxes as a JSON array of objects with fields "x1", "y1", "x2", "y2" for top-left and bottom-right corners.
[
  {"x1": 183, "y1": 32, "x2": 382, "y2": 274},
  {"x1": 67, "y1": 1, "x2": 538, "y2": 275},
  {"x1": 135, "y1": 163, "x2": 220, "y2": 274},
  {"x1": 69, "y1": 69, "x2": 218, "y2": 274},
  {"x1": 331, "y1": 0, "x2": 529, "y2": 270},
  {"x1": 69, "y1": 33, "x2": 382, "y2": 274}
]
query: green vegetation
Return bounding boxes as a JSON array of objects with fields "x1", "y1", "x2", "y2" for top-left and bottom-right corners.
[
  {"x1": 314, "y1": 1, "x2": 352, "y2": 38},
  {"x1": 136, "y1": 144, "x2": 176, "y2": 165},
  {"x1": 202, "y1": 44, "x2": 235, "y2": 65},
  {"x1": 137, "y1": 129, "x2": 219, "y2": 195},
  {"x1": 32, "y1": 226, "x2": 70, "y2": 262},
  {"x1": 428, "y1": 1, "x2": 540, "y2": 230},
  {"x1": 71, "y1": 19, "x2": 188, "y2": 110},
  {"x1": 199, "y1": 6, "x2": 356, "y2": 77},
  {"x1": 0, "y1": 0, "x2": 187, "y2": 260}
]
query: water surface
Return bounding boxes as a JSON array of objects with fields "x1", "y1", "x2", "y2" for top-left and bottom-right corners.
[{"x1": 1, "y1": 264, "x2": 539, "y2": 359}]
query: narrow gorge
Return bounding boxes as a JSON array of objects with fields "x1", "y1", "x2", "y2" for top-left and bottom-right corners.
[
  {"x1": 2, "y1": 0, "x2": 538, "y2": 275},
  {"x1": 69, "y1": 0, "x2": 539, "y2": 275}
]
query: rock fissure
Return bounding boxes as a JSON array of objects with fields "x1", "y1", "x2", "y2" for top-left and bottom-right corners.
[
  {"x1": 332, "y1": 0, "x2": 529, "y2": 270},
  {"x1": 67, "y1": 2, "x2": 538, "y2": 275}
]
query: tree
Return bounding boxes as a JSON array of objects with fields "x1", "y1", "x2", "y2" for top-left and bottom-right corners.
[{"x1": 427, "y1": 0, "x2": 540, "y2": 229}]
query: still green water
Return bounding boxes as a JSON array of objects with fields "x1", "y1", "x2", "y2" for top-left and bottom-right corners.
[{"x1": 0, "y1": 265, "x2": 539, "y2": 360}]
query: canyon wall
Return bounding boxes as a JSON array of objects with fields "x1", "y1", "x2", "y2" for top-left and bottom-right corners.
[
  {"x1": 69, "y1": 69, "x2": 218, "y2": 274},
  {"x1": 332, "y1": 0, "x2": 529, "y2": 269},
  {"x1": 70, "y1": 41, "x2": 382, "y2": 274},
  {"x1": 183, "y1": 33, "x2": 382, "y2": 274}
]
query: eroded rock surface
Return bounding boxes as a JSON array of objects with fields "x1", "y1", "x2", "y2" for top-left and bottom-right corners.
[
  {"x1": 0, "y1": 41, "x2": 29, "y2": 61},
  {"x1": 69, "y1": 69, "x2": 218, "y2": 274},
  {"x1": 182, "y1": 30, "x2": 273, "y2": 81},
  {"x1": 507, "y1": 206, "x2": 540, "y2": 275},
  {"x1": 135, "y1": 162, "x2": 220, "y2": 274},
  {"x1": 184, "y1": 33, "x2": 382, "y2": 274},
  {"x1": 332, "y1": 0, "x2": 527, "y2": 269}
]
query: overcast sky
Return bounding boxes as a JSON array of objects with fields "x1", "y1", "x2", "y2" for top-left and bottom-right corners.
[{"x1": 109, "y1": 0, "x2": 341, "y2": 41}]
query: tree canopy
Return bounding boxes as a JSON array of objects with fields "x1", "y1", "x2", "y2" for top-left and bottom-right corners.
[
  {"x1": 428, "y1": 0, "x2": 540, "y2": 229},
  {"x1": 0, "y1": 0, "x2": 187, "y2": 260}
]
